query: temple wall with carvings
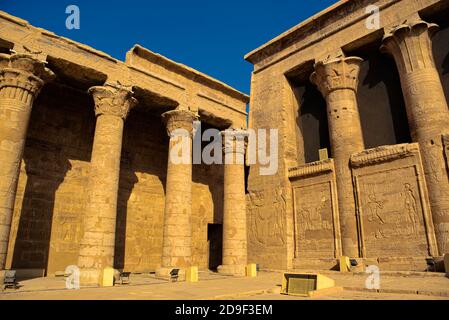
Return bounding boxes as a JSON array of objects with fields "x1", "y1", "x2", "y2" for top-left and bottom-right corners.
[
  {"x1": 351, "y1": 144, "x2": 438, "y2": 269},
  {"x1": 289, "y1": 159, "x2": 341, "y2": 270},
  {"x1": 246, "y1": 0, "x2": 449, "y2": 271}
]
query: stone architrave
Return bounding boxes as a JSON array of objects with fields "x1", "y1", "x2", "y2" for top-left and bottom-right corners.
[
  {"x1": 381, "y1": 19, "x2": 449, "y2": 255},
  {"x1": 78, "y1": 83, "x2": 137, "y2": 285},
  {"x1": 310, "y1": 56, "x2": 365, "y2": 258},
  {"x1": 217, "y1": 129, "x2": 248, "y2": 276},
  {"x1": 157, "y1": 109, "x2": 198, "y2": 278},
  {"x1": 0, "y1": 54, "x2": 53, "y2": 270}
]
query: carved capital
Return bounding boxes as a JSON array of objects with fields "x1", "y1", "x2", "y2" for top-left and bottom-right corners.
[
  {"x1": 310, "y1": 57, "x2": 363, "y2": 97},
  {"x1": 162, "y1": 109, "x2": 198, "y2": 138},
  {"x1": 310, "y1": 56, "x2": 363, "y2": 97},
  {"x1": 0, "y1": 54, "x2": 54, "y2": 99},
  {"x1": 89, "y1": 83, "x2": 138, "y2": 120},
  {"x1": 381, "y1": 19, "x2": 439, "y2": 74},
  {"x1": 221, "y1": 128, "x2": 248, "y2": 155}
]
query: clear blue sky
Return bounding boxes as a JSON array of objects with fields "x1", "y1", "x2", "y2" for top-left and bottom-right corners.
[{"x1": 1, "y1": 0, "x2": 338, "y2": 94}]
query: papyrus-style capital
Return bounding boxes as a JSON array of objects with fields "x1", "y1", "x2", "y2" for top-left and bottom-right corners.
[
  {"x1": 310, "y1": 56, "x2": 363, "y2": 97},
  {"x1": 381, "y1": 19, "x2": 439, "y2": 74},
  {"x1": 221, "y1": 129, "x2": 248, "y2": 155},
  {"x1": 162, "y1": 109, "x2": 198, "y2": 137},
  {"x1": 0, "y1": 53, "x2": 54, "y2": 100},
  {"x1": 89, "y1": 83, "x2": 138, "y2": 120}
]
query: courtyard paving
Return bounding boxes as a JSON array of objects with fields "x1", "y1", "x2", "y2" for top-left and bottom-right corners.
[{"x1": 0, "y1": 271, "x2": 448, "y2": 300}]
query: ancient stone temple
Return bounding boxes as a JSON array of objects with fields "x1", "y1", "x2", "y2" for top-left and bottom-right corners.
[
  {"x1": 1, "y1": 0, "x2": 449, "y2": 286},
  {"x1": 245, "y1": 0, "x2": 449, "y2": 271},
  {"x1": 0, "y1": 11, "x2": 249, "y2": 283}
]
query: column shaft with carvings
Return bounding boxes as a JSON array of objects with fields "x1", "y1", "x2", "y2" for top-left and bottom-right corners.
[
  {"x1": 0, "y1": 54, "x2": 52, "y2": 271},
  {"x1": 157, "y1": 109, "x2": 197, "y2": 277},
  {"x1": 382, "y1": 20, "x2": 449, "y2": 255},
  {"x1": 311, "y1": 56, "x2": 365, "y2": 258},
  {"x1": 78, "y1": 84, "x2": 137, "y2": 285},
  {"x1": 218, "y1": 129, "x2": 248, "y2": 276}
]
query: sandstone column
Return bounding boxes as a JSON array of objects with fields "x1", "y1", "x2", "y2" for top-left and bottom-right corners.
[
  {"x1": 381, "y1": 19, "x2": 449, "y2": 255},
  {"x1": 218, "y1": 129, "x2": 248, "y2": 276},
  {"x1": 0, "y1": 54, "x2": 53, "y2": 271},
  {"x1": 78, "y1": 83, "x2": 137, "y2": 285},
  {"x1": 311, "y1": 56, "x2": 365, "y2": 258},
  {"x1": 157, "y1": 109, "x2": 197, "y2": 277}
]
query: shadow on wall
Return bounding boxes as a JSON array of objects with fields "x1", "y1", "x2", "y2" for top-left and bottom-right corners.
[
  {"x1": 292, "y1": 80, "x2": 330, "y2": 163},
  {"x1": 11, "y1": 148, "x2": 72, "y2": 274},
  {"x1": 191, "y1": 122, "x2": 225, "y2": 270},
  {"x1": 357, "y1": 51, "x2": 411, "y2": 148},
  {"x1": 114, "y1": 109, "x2": 168, "y2": 272},
  {"x1": 9, "y1": 84, "x2": 95, "y2": 276}
]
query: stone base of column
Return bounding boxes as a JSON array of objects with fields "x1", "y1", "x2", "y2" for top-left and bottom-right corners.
[
  {"x1": 80, "y1": 268, "x2": 119, "y2": 287},
  {"x1": 79, "y1": 269, "x2": 101, "y2": 286},
  {"x1": 217, "y1": 264, "x2": 246, "y2": 276},
  {"x1": 156, "y1": 267, "x2": 186, "y2": 281}
]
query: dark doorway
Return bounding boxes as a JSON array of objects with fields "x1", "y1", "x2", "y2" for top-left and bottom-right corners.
[
  {"x1": 208, "y1": 224, "x2": 222, "y2": 271},
  {"x1": 289, "y1": 78, "x2": 330, "y2": 163}
]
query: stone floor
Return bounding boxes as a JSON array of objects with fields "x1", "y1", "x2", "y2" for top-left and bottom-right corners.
[{"x1": 1, "y1": 270, "x2": 448, "y2": 300}]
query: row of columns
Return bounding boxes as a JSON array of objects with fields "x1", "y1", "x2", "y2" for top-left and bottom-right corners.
[
  {"x1": 310, "y1": 18, "x2": 449, "y2": 257},
  {"x1": 0, "y1": 54, "x2": 248, "y2": 283}
]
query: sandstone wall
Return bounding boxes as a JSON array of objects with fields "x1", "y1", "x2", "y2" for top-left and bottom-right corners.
[
  {"x1": 247, "y1": 72, "x2": 295, "y2": 270},
  {"x1": 289, "y1": 159, "x2": 341, "y2": 270},
  {"x1": 246, "y1": 0, "x2": 449, "y2": 271}
]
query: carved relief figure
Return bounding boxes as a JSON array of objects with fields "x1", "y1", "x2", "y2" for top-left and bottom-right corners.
[
  {"x1": 298, "y1": 207, "x2": 312, "y2": 235},
  {"x1": 366, "y1": 193, "x2": 386, "y2": 224},
  {"x1": 298, "y1": 191, "x2": 331, "y2": 233},
  {"x1": 311, "y1": 193, "x2": 326, "y2": 227},
  {"x1": 249, "y1": 188, "x2": 286, "y2": 246},
  {"x1": 404, "y1": 183, "x2": 419, "y2": 236}
]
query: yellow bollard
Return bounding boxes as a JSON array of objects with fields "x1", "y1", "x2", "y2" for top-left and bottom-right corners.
[
  {"x1": 339, "y1": 256, "x2": 351, "y2": 272},
  {"x1": 100, "y1": 267, "x2": 115, "y2": 287},
  {"x1": 186, "y1": 266, "x2": 198, "y2": 282},
  {"x1": 246, "y1": 264, "x2": 257, "y2": 277}
]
